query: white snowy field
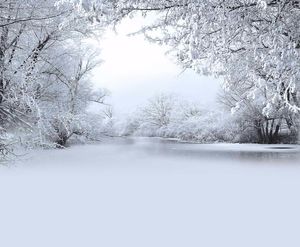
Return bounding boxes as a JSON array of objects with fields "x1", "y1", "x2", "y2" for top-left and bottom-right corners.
[{"x1": 0, "y1": 138, "x2": 300, "y2": 247}]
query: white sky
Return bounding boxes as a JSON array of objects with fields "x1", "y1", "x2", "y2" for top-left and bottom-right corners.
[{"x1": 91, "y1": 17, "x2": 221, "y2": 115}]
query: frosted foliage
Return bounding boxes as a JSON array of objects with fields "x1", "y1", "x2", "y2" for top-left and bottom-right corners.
[
  {"x1": 116, "y1": 94, "x2": 240, "y2": 143},
  {"x1": 65, "y1": 0, "x2": 300, "y2": 142},
  {"x1": 0, "y1": 0, "x2": 109, "y2": 152},
  {"x1": 1, "y1": 0, "x2": 300, "y2": 154},
  {"x1": 117, "y1": 90, "x2": 300, "y2": 144},
  {"x1": 130, "y1": 1, "x2": 299, "y2": 113}
]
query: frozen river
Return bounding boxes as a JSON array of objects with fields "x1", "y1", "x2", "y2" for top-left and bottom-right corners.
[{"x1": 0, "y1": 138, "x2": 300, "y2": 247}]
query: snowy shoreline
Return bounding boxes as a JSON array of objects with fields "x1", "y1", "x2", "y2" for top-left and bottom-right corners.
[{"x1": 121, "y1": 136, "x2": 300, "y2": 152}]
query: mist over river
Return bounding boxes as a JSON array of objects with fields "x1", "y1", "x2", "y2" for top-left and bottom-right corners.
[{"x1": 0, "y1": 138, "x2": 299, "y2": 247}]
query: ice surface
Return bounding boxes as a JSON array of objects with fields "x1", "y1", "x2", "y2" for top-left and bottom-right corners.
[{"x1": 0, "y1": 138, "x2": 299, "y2": 247}]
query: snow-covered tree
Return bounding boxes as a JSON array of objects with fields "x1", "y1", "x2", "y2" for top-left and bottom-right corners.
[
  {"x1": 118, "y1": 94, "x2": 239, "y2": 143},
  {"x1": 0, "y1": 0, "x2": 109, "y2": 153},
  {"x1": 33, "y1": 43, "x2": 108, "y2": 147},
  {"x1": 140, "y1": 94, "x2": 176, "y2": 128},
  {"x1": 75, "y1": 0, "x2": 300, "y2": 143}
]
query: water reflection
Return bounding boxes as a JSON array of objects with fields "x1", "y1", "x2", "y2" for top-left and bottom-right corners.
[{"x1": 111, "y1": 137, "x2": 300, "y2": 163}]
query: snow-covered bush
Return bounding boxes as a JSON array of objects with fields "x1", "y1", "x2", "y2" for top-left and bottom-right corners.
[
  {"x1": 118, "y1": 94, "x2": 242, "y2": 143},
  {"x1": 116, "y1": 115, "x2": 141, "y2": 137},
  {"x1": 175, "y1": 113, "x2": 239, "y2": 143}
]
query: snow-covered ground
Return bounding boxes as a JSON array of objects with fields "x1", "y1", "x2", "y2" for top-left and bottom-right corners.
[{"x1": 0, "y1": 138, "x2": 300, "y2": 247}]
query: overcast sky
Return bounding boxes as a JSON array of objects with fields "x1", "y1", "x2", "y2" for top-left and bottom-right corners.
[{"x1": 91, "y1": 17, "x2": 221, "y2": 115}]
